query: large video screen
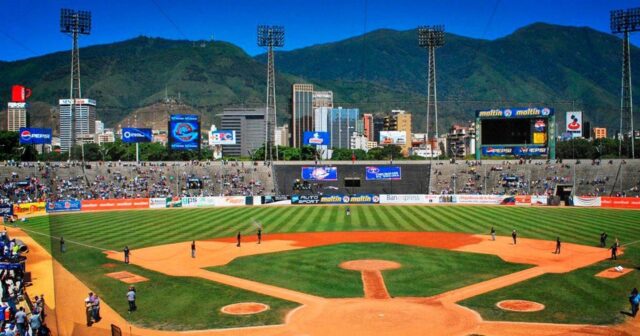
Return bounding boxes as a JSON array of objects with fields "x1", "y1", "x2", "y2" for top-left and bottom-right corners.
[
  {"x1": 482, "y1": 119, "x2": 533, "y2": 145},
  {"x1": 169, "y1": 114, "x2": 200, "y2": 150}
]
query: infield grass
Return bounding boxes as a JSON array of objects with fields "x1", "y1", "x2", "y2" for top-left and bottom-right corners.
[
  {"x1": 20, "y1": 205, "x2": 640, "y2": 328},
  {"x1": 210, "y1": 243, "x2": 530, "y2": 298}
]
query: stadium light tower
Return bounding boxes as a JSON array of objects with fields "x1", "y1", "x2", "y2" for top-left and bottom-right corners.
[
  {"x1": 611, "y1": 8, "x2": 640, "y2": 158},
  {"x1": 257, "y1": 25, "x2": 284, "y2": 162},
  {"x1": 60, "y1": 8, "x2": 91, "y2": 155},
  {"x1": 418, "y1": 25, "x2": 445, "y2": 151}
]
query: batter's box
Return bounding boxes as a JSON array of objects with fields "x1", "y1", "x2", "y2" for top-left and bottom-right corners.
[{"x1": 106, "y1": 271, "x2": 149, "y2": 284}]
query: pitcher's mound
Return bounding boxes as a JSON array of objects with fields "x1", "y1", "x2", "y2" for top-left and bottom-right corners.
[
  {"x1": 340, "y1": 259, "x2": 401, "y2": 271},
  {"x1": 221, "y1": 302, "x2": 270, "y2": 315},
  {"x1": 496, "y1": 300, "x2": 545, "y2": 312}
]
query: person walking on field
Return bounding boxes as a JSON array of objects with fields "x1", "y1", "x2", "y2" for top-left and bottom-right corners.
[
  {"x1": 600, "y1": 232, "x2": 608, "y2": 248},
  {"x1": 490, "y1": 227, "x2": 496, "y2": 241},
  {"x1": 127, "y1": 286, "x2": 137, "y2": 312},
  {"x1": 60, "y1": 236, "x2": 65, "y2": 253},
  {"x1": 611, "y1": 242, "x2": 619, "y2": 260},
  {"x1": 236, "y1": 231, "x2": 241, "y2": 247},
  {"x1": 123, "y1": 246, "x2": 130, "y2": 264},
  {"x1": 554, "y1": 237, "x2": 561, "y2": 254},
  {"x1": 191, "y1": 240, "x2": 196, "y2": 258},
  {"x1": 257, "y1": 228, "x2": 262, "y2": 244},
  {"x1": 622, "y1": 288, "x2": 639, "y2": 317},
  {"x1": 512, "y1": 230, "x2": 517, "y2": 245}
]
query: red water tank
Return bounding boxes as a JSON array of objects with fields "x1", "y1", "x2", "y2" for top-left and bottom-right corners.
[{"x1": 11, "y1": 85, "x2": 31, "y2": 102}]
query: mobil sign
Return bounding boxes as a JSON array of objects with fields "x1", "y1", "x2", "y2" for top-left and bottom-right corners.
[{"x1": 19, "y1": 128, "x2": 52, "y2": 145}]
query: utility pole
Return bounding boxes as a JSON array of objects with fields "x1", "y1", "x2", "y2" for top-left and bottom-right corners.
[{"x1": 418, "y1": 25, "x2": 445, "y2": 152}]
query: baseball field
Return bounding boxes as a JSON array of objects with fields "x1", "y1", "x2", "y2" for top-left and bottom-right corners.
[{"x1": 17, "y1": 205, "x2": 640, "y2": 335}]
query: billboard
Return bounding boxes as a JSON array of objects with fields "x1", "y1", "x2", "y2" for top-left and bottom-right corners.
[
  {"x1": 365, "y1": 166, "x2": 402, "y2": 180},
  {"x1": 166, "y1": 197, "x2": 182, "y2": 208},
  {"x1": 11, "y1": 85, "x2": 31, "y2": 103},
  {"x1": 303, "y1": 131, "x2": 330, "y2": 146},
  {"x1": 0, "y1": 203, "x2": 12, "y2": 216},
  {"x1": 476, "y1": 107, "x2": 554, "y2": 119},
  {"x1": 566, "y1": 111, "x2": 583, "y2": 137},
  {"x1": 301, "y1": 166, "x2": 338, "y2": 181},
  {"x1": 379, "y1": 195, "x2": 440, "y2": 204},
  {"x1": 12, "y1": 202, "x2": 47, "y2": 217},
  {"x1": 149, "y1": 198, "x2": 167, "y2": 208},
  {"x1": 46, "y1": 200, "x2": 82, "y2": 213},
  {"x1": 81, "y1": 199, "x2": 150, "y2": 212},
  {"x1": 291, "y1": 194, "x2": 380, "y2": 204},
  {"x1": 19, "y1": 128, "x2": 52, "y2": 145},
  {"x1": 122, "y1": 128, "x2": 152, "y2": 143},
  {"x1": 169, "y1": 114, "x2": 200, "y2": 150},
  {"x1": 601, "y1": 197, "x2": 640, "y2": 209},
  {"x1": 209, "y1": 130, "x2": 236, "y2": 145},
  {"x1": 379, "y1": 131, "x2": 406, "y2": 145}
]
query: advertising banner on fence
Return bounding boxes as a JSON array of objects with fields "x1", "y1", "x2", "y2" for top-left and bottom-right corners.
[
  {"x1": 531, "y1": 195, "x2": 548, "y2": 205},
  {"x1": 0, "y1": 203, "x2": 12, "y2": 216},
  {"x1": 482, "y1": 146, "x2": 548, "y2": 156},
  {"x1": 181, "y1": 197, "x2": 217, "y2": 208},
  {"x1": 454, "y1": 195, "x2": 510, "y2": 205},
  {"x1": 476, "y1": 107, "x2": 554, "y2": 119},
  {"x1": 149, "y1": 198, "x2": 167, "y2": 208},
  {"x1": 122, "y1": 128, "x2": 153, "y2": 143},
  {"x1": 81, "y1": 199, "x2": 150, "y2": 212},
  {"x1": 301, "y1": 166, "x2": 338, "y2": 181},
  {"x1": 46, "y1": 200, "x2": 81, "y2": 213},
  {"x1": 214, "y1": 196, "x2": 246, "y2": 207},
  {"x1": 515, "y1": 195, "x2": 531, "y2": 206},
  {"x1": 166, "y1": 197, "x2": 182, "y2": 208},
  {"x1": 19, "y1": 128, "x2": 52, "y2": 145},
  {"x1": 572, "y1": 196, "x2": 601, "y2": 207},
  {"x1": 365, "y1": 166, "x2": 401, "y2": 180},
  {"x1": 13, "y1": 202, "x2": 47, "y2": 217},
  {"x1": 379, "y1": 194, "x2": 440, "y2": 204},
  {"x1": 262, "y1": 195, "x2": 290, "y2": 205},
  {"x1": 600, "y1": 197, "x2": 640, "y2": 209},
  {"x1": 292, "y1": 194, "x2": 379, "y2": 204},
  {"x1": 291, "y1": 195, "x2": 320, "y2": 204}
]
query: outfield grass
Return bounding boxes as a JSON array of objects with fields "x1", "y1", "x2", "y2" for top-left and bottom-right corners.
[
  {"x1": 210, "y1": 243, "x2": 530, "y2": 298},
  {"x1": 20, "y1": 205, "x2": 640, "y2": 328}
]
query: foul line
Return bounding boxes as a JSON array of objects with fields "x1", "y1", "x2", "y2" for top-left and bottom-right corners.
[
  {"x1": 17, "y1": 227, "x2": 109, "y2": 252},
  {"x1": 622, "y1": 239, "x2": 640, "y2": 247}
]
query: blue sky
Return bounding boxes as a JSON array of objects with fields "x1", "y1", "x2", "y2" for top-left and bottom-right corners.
[{"x1": 1, "y1": 0, "x2": 639, "y2": 61}]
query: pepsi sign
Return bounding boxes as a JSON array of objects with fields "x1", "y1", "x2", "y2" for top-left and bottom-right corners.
[
  {"x1": 19, "y1": 128, "x2": 52, "y2": 145},
  {"x1": 122, "y1": 128, "x2": 152, "y2": 143}
]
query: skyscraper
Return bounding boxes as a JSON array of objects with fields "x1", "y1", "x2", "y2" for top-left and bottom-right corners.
[
  {"x1": 314, "y1": 107, "x2": 360, "y2": 149},
  {"x1": 7, "y1": 102, "x2": 27, "y2": 132},
  {"x1": 363, "y1": 114, "x2": 374, "y2": 140},
  {"x1": 220, "y1": 107, "x2": 266, "y2": 157},
  {"x1": 292, "y1": 84, "x2": 314, "y2": 148},
  {"x1": 59, "y1": 99, "x2": 96, "y2": 152}
]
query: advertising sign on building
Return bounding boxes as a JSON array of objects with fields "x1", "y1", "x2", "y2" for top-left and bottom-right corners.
[
  {"x1": 303, "y1": 131, "x2": 330, "y2": 146},
  {"x1": 379, "y1": 131, "x2": 407, "y2": 145},
  {"x1": 301, "y1": 166, "x2": 338, "y2": 181},
  {"x1": 46, "y1": 200, "x2": 82, "y2": 213},
  {"x1": 11, "y1": 85, "x2": 31, "y2": 103},
  {"x1": 209, "y1": 130, "x2": 236, "y2": 145},
  {"x1": 19, "y1": 128, "x2": 52, "y2": 145},
  {"x1": 365, "y1": 166, "x2": 402, "y2": 180},
  {"x1": 169, "y1": 114, "x2": 200, "y2": 150},
  {"x1": 122, "y1": 128, "x2": 153, "y2": 143},
  {"x1": 565, "y1": 111, "x2": 583, "y2": 137}
]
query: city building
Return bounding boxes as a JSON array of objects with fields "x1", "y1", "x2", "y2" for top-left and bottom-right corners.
[
  {"x1": 373, "y1": 116, "x2": 384, "y2": 143},
  {"x1": 445, "y1": 124, "x2": 476, "y2": 159},
  {"x1": 97, "y1": 130, "x2": 115, "y2": 144},
  {"x1": 275, "y1": 124, "x2": 290, "y2": 147},
  {"x1": 219, "y1": 107, "x2": 266, "y2": 157},
  {"x1": 350, "y1": 133, "x2": 369, "y2": 151},
  {"x1": 76, "y1": 133, "x2": 95, "y2": 145},
  {"x1": 367, "y1": 141, "x2": 379, "y2": 150},
  {"x1": 7, "y1": 102, "x2": 27, "y2": 132},
  {"x1": 95, "y1": 120, "x2": 105, "y2": 134},
  {"x1": 593, "y1": 127, "x2": 607, "y2": 139},
  {"x1": 362, "y1": 114, "x2": 374, "y2": 140},
  {"x1": 291, "y1": 84, "x2": 314, "y2": 148},
  {"x1": 314, "y1": 107, "x2": 360, "y2": 150},
  {"x1": 312, "y1": 91, "x2": 333, "y2": 109},
  {"x1": 383, "y1": 110, "x2": 412, "y2": 156},
  {"x1": 59, "y1": 98, "x2": 96, "y2": 152}
]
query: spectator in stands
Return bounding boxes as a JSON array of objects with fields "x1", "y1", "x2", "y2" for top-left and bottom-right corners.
[{"x1": 29, "y1": 309, "x2": 42, "y2": 336}]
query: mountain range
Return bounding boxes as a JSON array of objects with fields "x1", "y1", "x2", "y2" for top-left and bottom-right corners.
[{"x1": 0, "y1": 22, "x2": 638, "y2": 134}]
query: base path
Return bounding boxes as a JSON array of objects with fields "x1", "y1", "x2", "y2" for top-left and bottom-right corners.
[
  {"x1": 18, "y1": 229, "x2": 640, "y2": 336},
  {"x1": 340, "y1": 260, "x2": 401, "y2": 299}
]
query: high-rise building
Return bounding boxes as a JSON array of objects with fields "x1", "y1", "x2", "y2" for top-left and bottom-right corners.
[
  {"x1": 95, "y1": 120, "x2": 105, "y2": 134},
  {"x1": 383, "y1": 110, "x2": 412, "y2": 156},
  {"x1": 313, "y1": 91, "x2": 333, "y2": 108},
  {"x1": 7, "y1": 102, "x2": 27, "y2": 132},
  {"x1": 59, "y1": 98, "x2": 96, "y2": 152},
  {"x1": 314, "y1": 107, "x2": 360, "y2": 149},
  {"x1": 593, "y1": 127, "x2": 607, "y2": 139},
  {"x1": 220, "y1": 107, "x2": 266, "y2": 157},
  {"x1": 373, "y1": 116, "x2": 384, "y2": 143},
  {"x1": 275, "y1": 124, "x2": 290, "y2": 147},
  {"x1": 292, "y1": 84, "x2": 314, "y2": 148},
  {"x1": 363, "y1": 114, "x2": 374, "y2": 140}
]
